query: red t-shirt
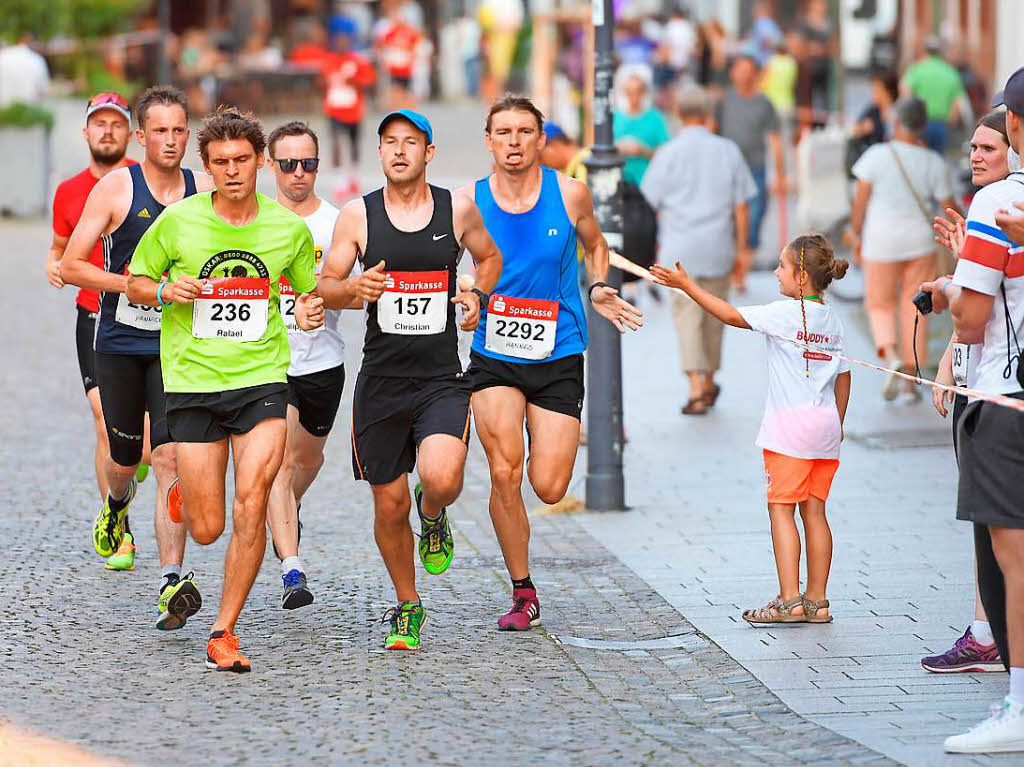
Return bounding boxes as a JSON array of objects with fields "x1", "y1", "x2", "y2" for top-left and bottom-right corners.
[
  {"x1": 52, "y1": 161, "x2": 137, "y2": 313},
  {"x1": 323, "y1": 52, "x2": 376, "y2": 124},
  {"x1": 379, "y1": 22, "x2": 419, "y2": 79},
  {"x1": 290, "y1": 44, "x2": 334, "y2": 71}
]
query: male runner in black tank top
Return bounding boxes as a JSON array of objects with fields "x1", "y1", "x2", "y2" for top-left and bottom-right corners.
[
  {"x1": 62, "y1": 86, "x2": 213, "y2": 631},
  {"x1": 304, "y1": 109, "x2": 502, "y2": 650}
]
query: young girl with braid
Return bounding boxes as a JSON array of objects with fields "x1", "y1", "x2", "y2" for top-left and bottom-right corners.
[{"x1": 652, "y1": 234, "x2": 852, "y2": 624}]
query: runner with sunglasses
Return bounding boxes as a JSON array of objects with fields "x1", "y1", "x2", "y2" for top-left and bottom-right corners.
[
  {"x1": 301, "y1": 109, "x2": 502, "y2": 651},
  {"x1": 264, "y1": 121, "x2": 356, "y2": 609},
  {"x1": 60, "y1": 86, "x2": 212, "y2": 629},
  {"x1": 50, "y1": 93, "x2": 140, "y2": 562}
]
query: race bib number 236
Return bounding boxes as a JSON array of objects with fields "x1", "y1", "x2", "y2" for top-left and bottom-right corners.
[{"x1": 192, "y1": 277, "x2": 270, "y2": 341}]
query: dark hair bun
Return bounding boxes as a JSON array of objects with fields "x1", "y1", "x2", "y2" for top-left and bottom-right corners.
[{"x1": 831, "y1": 258, "x2": 850, "y2": 280}]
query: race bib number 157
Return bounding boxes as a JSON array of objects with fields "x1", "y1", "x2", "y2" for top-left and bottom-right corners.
[
  {"x1": 377, "y1": 269, "x2": 448, "y2": 335},
  {"x1": 192, "y1": 277, "x2": 270, "y2": 341}
]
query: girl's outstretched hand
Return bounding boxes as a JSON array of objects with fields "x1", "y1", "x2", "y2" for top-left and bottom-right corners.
[{"x1": 650, "y1": 261, "x2": 692, "y2": 291}]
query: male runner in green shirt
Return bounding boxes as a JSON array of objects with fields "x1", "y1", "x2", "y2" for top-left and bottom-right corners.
[{"x1": 127, "y1": 107, "x2": 317, "y2": 672}]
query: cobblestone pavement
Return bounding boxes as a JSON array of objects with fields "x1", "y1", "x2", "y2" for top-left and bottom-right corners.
[
  {"x1": 0, "y1": 219, "x2": 901, "y2": 765},
  {"x1": 577, "y1": 272, "x2": 1017, "y2": 767}
]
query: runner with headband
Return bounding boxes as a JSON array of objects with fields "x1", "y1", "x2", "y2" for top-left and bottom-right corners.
[{"x1": 652, "y1": 233, "x2": 851, "y2": 625}]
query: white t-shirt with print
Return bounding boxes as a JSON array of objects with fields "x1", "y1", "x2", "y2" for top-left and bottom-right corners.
[
  {"x1": 286, "y1": 199, "x2": 346, "y2": 377},
  {"x1": 738, "y1": 300, "x2": 850, "y2": 460},
  {"x1": 852, "y1": 141, "x2": 951, "y2": 263},
  {"x1": 952, "y1": 174, "x2": 1024, "y2": 396}
]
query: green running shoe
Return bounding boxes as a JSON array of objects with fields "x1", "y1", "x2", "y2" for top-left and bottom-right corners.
[
  {"x1": 104, "y1": 533, "x2": 137, "y2": 571},
  {"x1": 92, "y1": 479, "x2": 137, "y2": 557},
  {"x1": 415, "y1": 482, "x2": 453, "y2": 575},
  {"x1": 135, "y1": 462, "x2": 150, "y2": 484},
  {"x1": 157, "y1": 572, "x2": 202, "y2": 631},
  {"x1": 383, "y1": 601, "x2": 426, "y2": 651}
]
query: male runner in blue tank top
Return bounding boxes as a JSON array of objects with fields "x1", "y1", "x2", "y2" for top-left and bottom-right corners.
[
  {"x1": 305, "y1": 109, "x2": 502, "y2": 650},
  {"x1": 467, "y1": 96, "x2": 643, "y2": 630},
  {"x1": 61, "y1": 86, "x2": 213, "y2": 631}
]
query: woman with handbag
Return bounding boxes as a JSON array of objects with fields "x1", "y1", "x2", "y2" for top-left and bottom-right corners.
[{"x1": 849, "y1": 97, "x2": 959, "y2": 402}]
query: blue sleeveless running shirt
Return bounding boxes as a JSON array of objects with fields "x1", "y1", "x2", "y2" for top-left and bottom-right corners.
[
  {"x1": 96, "y1": 164, "x2": 196, "y2": 355},
  {"x1": 471, "y1": 167, "x2": 587, "y2": 363}
]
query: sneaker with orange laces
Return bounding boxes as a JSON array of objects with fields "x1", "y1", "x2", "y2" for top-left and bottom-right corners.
[
  {"x1": 167, "y1": 477, "x2": 183, "y2": 524},
  {"x1": 205, "y1": 630, "x2": 251, "y2": 672}
]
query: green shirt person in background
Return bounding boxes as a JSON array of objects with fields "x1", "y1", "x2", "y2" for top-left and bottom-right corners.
[
  {"x1": 761, "y1": 41, "x2": 797, "y2": 118},
  {"x1": 901, "y1": 37, "x2": 964, "y2": 154},
  {"x1": 125, "y1": 107, "x2": 318, "y2": 675},
  {"x1": 613, "y1": 72, "x2": 671, "y2": 186}
]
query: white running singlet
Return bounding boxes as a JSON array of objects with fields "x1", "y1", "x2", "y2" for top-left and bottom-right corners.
[{"x1": 283, "y1": 200, "x2": 347, "y2": 376}]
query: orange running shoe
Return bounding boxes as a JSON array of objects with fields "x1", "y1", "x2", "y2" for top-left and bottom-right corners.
[
  {"x1": 206, "y1": 630, "x2": 251, "y2": 672},
  {"x1": 167, "y1": 477, "x2": 183, "y2": 524}
]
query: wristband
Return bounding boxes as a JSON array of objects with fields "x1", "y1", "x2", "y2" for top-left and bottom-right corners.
[
  {"x1": 471, "y1": 287, "x2": 489, "y2": 305},
  {"x1": 588, "y1": 281, "x2": 611, "y2": 301},
  {"x1": 941, "y1": 278, "x2": 956, "y2": 296},
  {"x1": 156, "y1": 281, "x2": 170, "y2": 307}
]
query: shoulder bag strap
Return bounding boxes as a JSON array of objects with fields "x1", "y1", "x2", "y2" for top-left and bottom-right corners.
[{"x1": 888, "y1": 143, "x2": 933, "y2": 225}]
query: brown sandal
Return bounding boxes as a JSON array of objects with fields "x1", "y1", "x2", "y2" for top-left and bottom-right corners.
[
  {"x1": 681, "y1": 396, "x2": 710, "y2": 415},
  {"x1": 705, "y1": 384, "x2": 721, "y2": 407},
  {"x1": 802, "y1": 597, "x2": 833, "y2": 623},
  {"x1": 742, "y1": 595, "x2": 806, "y2": 625}
]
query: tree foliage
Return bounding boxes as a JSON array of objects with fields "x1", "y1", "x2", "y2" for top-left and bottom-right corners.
[{"x1": 0, "y1": 0, "x2": 146, "y2": 42}]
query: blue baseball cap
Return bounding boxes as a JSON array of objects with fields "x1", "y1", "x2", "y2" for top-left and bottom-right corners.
[
  {"x1": 542, "y1": 121, "x2": 567, "y2": 142},
  {"x1": 377, "y1": 109, "x2": 434, "y2": 145}
]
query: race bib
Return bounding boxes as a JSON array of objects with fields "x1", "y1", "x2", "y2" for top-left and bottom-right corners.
[
  {"x1": 327, "y1": 84, "x2": 357, "y2": 109},
  {"x1": 192, "y1": 277, "x2": 270, "y2": 341},
  {"x1": 115, "y1": 292, "x2": 161, "y2": 331},
  {"x1": 377, "y1": 270, "x2": 448, "y2": 335},
  {"x1": 484, "y1": 294, "x2": 558, "y2": 360},
  {"x1": 279, "y1": 278, "x2": 299, "y2": 333},
  {"x1": 952, "y1": 342, "x2": 972, "y2": 387}
]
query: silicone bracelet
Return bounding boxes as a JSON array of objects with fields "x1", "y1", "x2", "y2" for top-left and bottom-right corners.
[{"x1": 157, "y1": 282, "x2": 170, "y2": 307}]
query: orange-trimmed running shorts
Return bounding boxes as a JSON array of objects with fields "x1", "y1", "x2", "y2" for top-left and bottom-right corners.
[{"x1": 762, "y1": 449, "x2": 840, "y2": 504}]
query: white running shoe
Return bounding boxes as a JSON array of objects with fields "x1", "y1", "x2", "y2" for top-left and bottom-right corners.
[
  {"x1": 882, "y1": 359, "x2": 902, "y2": 402},
  {"x1": 945, "y1": 698, "x2": 1024, "y2": 753}
]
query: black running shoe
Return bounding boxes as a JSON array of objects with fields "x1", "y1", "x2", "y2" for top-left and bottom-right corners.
[{"x1": 282, "y1": 569, "x2": 314, "y2": 610}]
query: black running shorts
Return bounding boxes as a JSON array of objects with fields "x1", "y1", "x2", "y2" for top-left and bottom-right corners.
[
  {"x1": 166, "y1": 383, "x2": 288, "y2": 443},
  {"x1": 468, "y1": 351, "x2": 585, "y2": 420},
  {"x1": 956, "y1": 393, "x2": 1024, "y2": 529},
  {"x1": 94, "y1": 351, "x2": 171, "y2": 467},
  {"x1": 351, "y1": 373, "x2": 471, "y2": 485},
  {"x1": 76, "y1": 307, "x2": 99, "y2": 394},
  {"x1": 287, "y1": 364, "x2": 345, "y2": 438}
]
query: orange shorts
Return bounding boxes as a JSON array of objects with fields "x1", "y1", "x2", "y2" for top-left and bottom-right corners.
[{"x1": 762, "y1": 449, "x2": 840, "y2": 504}]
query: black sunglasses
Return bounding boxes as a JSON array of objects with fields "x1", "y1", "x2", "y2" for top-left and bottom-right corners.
[{"x1": 275, "y1": 157, "x2": 320, "y2": 173}]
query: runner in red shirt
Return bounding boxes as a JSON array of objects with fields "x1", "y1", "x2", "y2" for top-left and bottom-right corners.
[
  {"x1": 376, "y1": 5, "x2": 420, "y2": 107},
  {"x1": 323, "y1": 26, "x2": 375, "y2": 178},
  {"x1": 49, "y1": 92, "x2": 137, "y2": 503}
]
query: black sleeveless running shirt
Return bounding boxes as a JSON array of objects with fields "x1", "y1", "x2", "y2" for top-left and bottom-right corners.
[
  {"x1": 96, "y1": 164, "x2": 197, "y2": 355},
  {"x1": 360, "y1": 185, "x2": 462, "y2": 377}
]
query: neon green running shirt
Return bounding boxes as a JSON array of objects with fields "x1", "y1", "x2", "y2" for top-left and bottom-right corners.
[{"x1": 129, "y1": 192, "x2": 316, "y2": 393}]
